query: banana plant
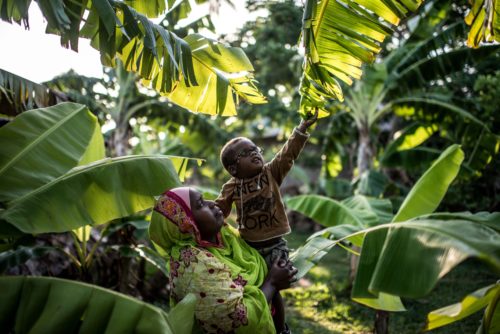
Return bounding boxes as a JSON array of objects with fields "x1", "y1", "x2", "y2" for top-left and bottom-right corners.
[
  {"x1": 299, "y1": 0, "x2": 500, "y2": 115},
  {"x1": 0, "y1": 102, "x2": 198, "y2": 236},
  {"x1": 0, "y1": 276, "x2": 196, "y2": 334},
  {"x1": 0, "y1": 0, "x2": 265, "y2": 116},
  {"x1": 287, "y1": 145, "x2": 500, "y2": 330},
  {"x1": 0, "y1": 102, "x2": 203, "y2": 330}
]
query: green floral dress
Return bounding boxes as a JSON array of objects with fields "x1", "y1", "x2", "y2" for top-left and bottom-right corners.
[{"x1": 150, "y1": 206, "x2": 275, "y2": 334}]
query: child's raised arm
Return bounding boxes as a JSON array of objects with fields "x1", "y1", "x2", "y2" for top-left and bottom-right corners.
[{"x1": 297, "y1": 108, "x2": 319, "y2": 134}]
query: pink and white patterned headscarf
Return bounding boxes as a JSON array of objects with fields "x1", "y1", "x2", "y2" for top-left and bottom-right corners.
[{"x1": 154, "y1": 187, "x2": 222, "y2": 248}]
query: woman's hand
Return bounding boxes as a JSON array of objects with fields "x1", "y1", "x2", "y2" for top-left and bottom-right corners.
[
  {"x1": 260, "y1": 258, "x2": 298, "y2": 303},
  {"x1": 268, "y1": 258, "x2": 298, "y2": 290}
]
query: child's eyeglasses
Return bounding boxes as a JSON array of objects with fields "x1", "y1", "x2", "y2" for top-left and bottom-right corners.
[{"x1": 236, "y1": 147, "x2": 263, "y2": 162}]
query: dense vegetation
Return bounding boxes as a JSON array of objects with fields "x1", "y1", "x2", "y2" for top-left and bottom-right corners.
[{"x1": 0, "y1": 0, "x2": 498, "y2": 333}]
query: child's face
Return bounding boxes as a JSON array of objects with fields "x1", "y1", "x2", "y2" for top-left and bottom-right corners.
[
  {"x1": 189, "y1": 189, "x2": 224, "y2": 240},
  {"x1": 229, "y1": 138, "x2": 264, "y2": 179}
]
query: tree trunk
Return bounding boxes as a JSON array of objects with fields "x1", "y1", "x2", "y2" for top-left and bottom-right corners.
[
  {"x1": 111, "y1": 127, "x2": 128, "y2": 157},
  {"x1": 374, "y1": 310, "x2": 389, "y2": 334},
  {"x1": 357, "y1": 125, "x2": 372, "y2": 174},
  {"x1": 355, "y1": 124, "x2": 389, "y2": 333},
  {"x1": 350, "y1": 124, "x2": 373, "y2": 282}
]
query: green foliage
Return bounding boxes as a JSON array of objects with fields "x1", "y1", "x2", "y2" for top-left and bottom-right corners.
[
  {"x1": 425, "y1": 283, "x2": 499, "y2": 331},
  {"x1": 288, "y1": 145, "x2": 500, "y2": 329},
  {"x1": 0, "y1": 103, "x2": 184, "y2": 235},
  {"x1": 0, "y1": 276, "x2": 196, "y2": 334},
  {"x1": 0, "y1": 0, "x2": 265, "y2": 116}
]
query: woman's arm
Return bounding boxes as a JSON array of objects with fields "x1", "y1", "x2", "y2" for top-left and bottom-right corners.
[{"x1": 260, "y1": 259, "x2": 298, "y2": 303}]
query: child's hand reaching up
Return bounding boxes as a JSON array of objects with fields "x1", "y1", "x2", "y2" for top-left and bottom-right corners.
[{"x1": 298, "y1": 107, "x2": 319, "y2": 133}]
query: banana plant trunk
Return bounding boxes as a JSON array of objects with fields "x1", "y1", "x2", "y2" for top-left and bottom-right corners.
[
  {"x1": 355, "y1": 124, "x2": 389, "y2": 334},
  {"x1": 350, "y1": 124, "x2": 373, "y2": 282},
  {"x1": 111, "y1": 127, "x2": 129, "y2": 157}
]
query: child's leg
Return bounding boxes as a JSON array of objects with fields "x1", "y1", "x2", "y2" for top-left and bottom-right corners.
[{"x1": 272, "y1": 292, "x2": 286, "y2": 333}]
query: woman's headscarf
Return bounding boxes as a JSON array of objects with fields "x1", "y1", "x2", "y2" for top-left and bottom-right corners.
[
  {"x1": 149, "y1": 187, "x2": 275, "y2": 333},
  {"x1": 153, "y1": 187, "x2": 222, "y2": 249}
]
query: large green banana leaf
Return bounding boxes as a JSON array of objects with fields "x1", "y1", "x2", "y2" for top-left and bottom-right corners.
[
  {"x1": 0, "y1": 103, "x2": 104, "y2": 203},
  {"x1": 299, "y1": 0, "x2": 500, "y2": 115},
  {"x1": 425, "y1": 283, "x2": 500, "y2": 331},
  {"x1": 352, "y1": 145, "x2": 465, "y2": 309},
  {"x1": 0, "y1": 276, "x2": 196, "y2": 334},
  {"x1": 353, "y1": 219, "x2": 500, "y2": 299},
  {"x1": 299, "y1": 0, "x2": 424, "y2": 115},
  {"x1": 417, "y1": 212, "x2": 500, "y2": 232},
  {"x1": 0, "y1": 0, "x2": 264, "y2": 116},
  {"x1": 392, "y1": 144, "x2": 464, "y2": 222},
  {"x1": 1, "y1": 155, "x2": 181, "y2": 234},
  {"x1": 285, "y1": 194, "x2": 393, "y2": 228},
  {"x1": 160, "y1": 34, "x2": 267, "y2": 116}
]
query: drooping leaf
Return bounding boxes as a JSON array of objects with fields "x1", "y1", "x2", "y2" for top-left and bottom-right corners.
[
  {"x1": 286, "y1": 194, "x2": 392, "y2": 228},
  {"x1": 392, "y1": 145, "x2": 464, "y2": 222},
  {"x1": 0, "y1": 102, "x2": 105, "y2": 203},
  {"x1": 0, "y1": 276, "x2": 196, "y2": 334},
  {"x1": 290, "y1": 236, "x2": 338, "y2": 279},
  {"x1": 299, "y1": 0, "x2": 425, "y2": 115},
  {"x1": 285, "y1": 194, "x2": 365, "y2": 227},
  {"x1": 425, "y1": 284, "x2": 499, "y2": 331},
  {"x1": 416, "y1": 211, "x2": 500, "y2": 232},
  {"x1": 162, "y1": 34, "x2": 266, "y2": 116},
  {"x1": 1, "y1": 155, "x2": 181, "y2": 234},
  {"x1": 351, "y1": 227, "x2": 405, "y2": 311},
  {"x1": 1, "y1": 0, "x2": 265, "y2": 116},
  {"x1": 357, "y1": 219, "x2": 500, "y2": 300}
]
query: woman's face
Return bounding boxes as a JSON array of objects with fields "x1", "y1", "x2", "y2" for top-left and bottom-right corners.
[{"x1": 189, "y1": 189, "x2": 224, "y2": 241}]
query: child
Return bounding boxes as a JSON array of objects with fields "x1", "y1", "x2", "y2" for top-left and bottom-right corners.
[{"x1": 215, "y1": 110, "x2": 318, "y2": 334}]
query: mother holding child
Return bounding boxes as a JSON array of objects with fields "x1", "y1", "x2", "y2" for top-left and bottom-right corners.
[{"x1": 149, "y1": 186, "x2": 298, "y2": 334}]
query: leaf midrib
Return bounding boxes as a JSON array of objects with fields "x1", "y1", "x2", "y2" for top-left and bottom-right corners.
[
  {"x1": 6, "y1": 155, "x2": 173, "y2": 207},
  {"x1": 0, "y1": 105, "x2": 87, "y2": 178}
]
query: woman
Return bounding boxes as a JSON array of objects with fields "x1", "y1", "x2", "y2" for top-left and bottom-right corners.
[{"x1": 149, "y1": 187, "x2": 297, "y2": 334}]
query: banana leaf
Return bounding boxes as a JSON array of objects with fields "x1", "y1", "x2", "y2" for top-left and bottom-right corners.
[
  {"x1": 1, "y1": 155, "x2": 181, "y2": 234},
  {"x1": 0, "y1": 103, "x2": 105, "y2": 203},
  {"x1": 0, "y1": 276, "x2": 196, "y2": 334},
  {"x1": 425, "y1": 283, "x2": 500, "y2": 331},
  {"x1": 0, "y1": 68, "x2": 57, "y2": 116},
  {"x1": 299, "y1": 0, "x2": 425, "y2": 115},
  {"x1": 0, "y1": 0, "x2": 265, "y2": 116},
  {"x1": 285, "y1": 194, "x2": 392, "y2": 228},
  {"x1": 465, "y1": 0, "x2": 500, "y2": 47},
  {"x1": 416, "y1": 212, "x2": 500, "y2": 232},
  {"x1": 393, "y1": 144, "x2": 464, "y2": 222},
  {"x1": 353, "y1": 219, "x2": 500, "y2": 301}
]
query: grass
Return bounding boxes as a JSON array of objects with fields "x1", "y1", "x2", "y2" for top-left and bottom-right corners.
[{"x1": 283, "y1": 228, "x2": 497, "y2": 334}]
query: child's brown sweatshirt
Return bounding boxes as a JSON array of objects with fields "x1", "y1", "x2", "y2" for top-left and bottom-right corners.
[{"x1": 215, "y1": 128, "x2": 309, "y2": 242}]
